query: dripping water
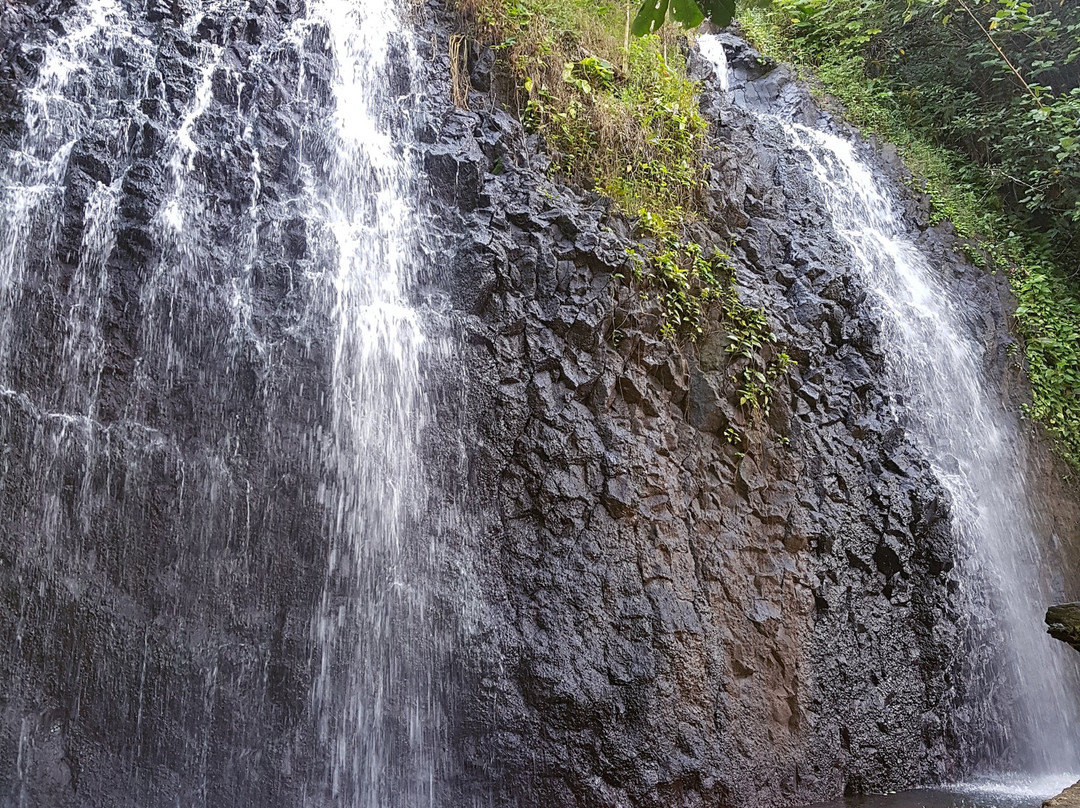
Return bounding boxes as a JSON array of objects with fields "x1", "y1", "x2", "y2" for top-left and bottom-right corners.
[{"x1": 0, "y1": 0, "x2": 446, "y2": 799}]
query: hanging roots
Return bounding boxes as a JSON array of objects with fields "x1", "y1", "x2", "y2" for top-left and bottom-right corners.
[{"x1": 449, "y1": 34, "x2": 470, "y2": 109}]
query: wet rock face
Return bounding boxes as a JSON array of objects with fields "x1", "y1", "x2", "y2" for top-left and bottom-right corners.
[
  {"x1": 2, "y1": 0, "x2": 1078, "y2": 805},
  {"x1": 0, "y1": 0, "x2": 337, "y2": 804},
  {"x1": 426, "y1": 26, "x2": 1078, "y2": 808},
  {"x1": 434, "y1": 101, "x2": 957, "y2": 808}
]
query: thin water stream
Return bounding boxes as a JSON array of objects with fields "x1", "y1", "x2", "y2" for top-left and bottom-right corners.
[{"x1": 701, "y1": 30, "x2": 1080, "y2": 785}]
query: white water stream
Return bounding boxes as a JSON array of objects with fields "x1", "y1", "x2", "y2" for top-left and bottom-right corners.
[
  {"x1": 783, "y1": 121, "x2": 1080, "y2": 774},
  {"x1": 700, "y1": 33, "x2": 1080, "y2": 778},
  {"x1": 292, "y1": 0, "x2": 443, "y2": 804},
  {"x1": 0, "y1": 0, "x2": 440, "y2": 802}
]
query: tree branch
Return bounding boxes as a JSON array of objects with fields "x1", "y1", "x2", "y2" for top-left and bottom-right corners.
[{"x1": 953, "y1": 0, "x2": 1044, "y2": 108}]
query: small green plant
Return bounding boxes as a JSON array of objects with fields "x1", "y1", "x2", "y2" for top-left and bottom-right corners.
[
  {"x1": 632, "y1": 210, "x2": 793, "y2": 422},
  {"x1": 634, "y1": 209, "x2": 721, "y2": 340},
  {"x1": 736, "y1": 351, "x2": 792, "y2": 413}
]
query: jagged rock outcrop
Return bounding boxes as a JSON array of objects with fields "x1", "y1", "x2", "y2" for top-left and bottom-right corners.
[
  {"x1": 1046, "y1": 782, "x2": 1080, "y2": 808},
  {"x1": 426, "y1": 23, "x2": 1080, "y2": 808},
  {"x1": 1047, "y1": 603, "x2": 1080, "y2": 654}
]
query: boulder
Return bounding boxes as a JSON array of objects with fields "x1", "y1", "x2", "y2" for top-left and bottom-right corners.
[
  {"x1": 1046, "y1": 603, "x2": 1080, "y2": 654},
  {"x1": 1044, "y1": 781, "x2": 1080, "y2": 807}
]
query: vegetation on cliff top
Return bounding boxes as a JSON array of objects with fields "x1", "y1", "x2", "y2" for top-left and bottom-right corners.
[
  {"x1": 458, "y1": 0, "x2": 791, "y2": 431},
  {"x1": 461, "y1": 0, "x2": 710, "y2": 217}
]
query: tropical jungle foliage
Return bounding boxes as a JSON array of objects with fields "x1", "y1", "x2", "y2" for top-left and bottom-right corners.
[{"x1": 630, "y1": 0, "x2": 736, "y2": 36}]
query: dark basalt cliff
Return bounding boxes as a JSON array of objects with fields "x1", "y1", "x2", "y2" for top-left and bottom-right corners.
[
  {"x1": 1048, "y1": 603, "x2": 1080, "y2": 655},
  {"x1": 427, "y1": 26, "x2": 1080, "y2": 808},
  {"x1": 0, "y1": 0, "x2": 1077, "y2": 806}
]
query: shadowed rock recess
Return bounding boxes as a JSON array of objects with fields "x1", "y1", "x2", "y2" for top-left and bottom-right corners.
[{"x1": 1, "y1": 1, "x2": 1078, "y2": 807}]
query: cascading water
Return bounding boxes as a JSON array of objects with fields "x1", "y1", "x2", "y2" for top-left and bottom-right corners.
[
  {"x1": 697, "y1": 34, "x2": 730, "y2": 94},
  {"x1": 0, "y1": 0, "x2": 442, "y2": 800},
  {"x1": 0, "y1": 0, "x2": 152, "y2": 402},
  {"x1": 780, "y1": 121, "x2": 1080, "y2": 773},
  {"x1": 293, "y1": 0, "x2": 444, "y2": 805},
  {"x1": 700, "y1": 32, "x2": 1080, "y2": 778}
]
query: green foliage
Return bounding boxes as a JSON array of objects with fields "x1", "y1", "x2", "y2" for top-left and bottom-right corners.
[
  {"x1": 633, "y1": 211, "x2": 792, "y2": 423},
  {"x1": 466, "y1": 0, "x2": 792, "y2": 436},
  {"x1": 631, "y1": 0, "x2": 736, "y2": 37},
  {"x1": 740, "y1": 0, "x2": 1080, "y2": 466},
  {"x1": 633, "y1": 210, "x2": 723, "y2": 340},
  {"x1": 743, "y1": 0, "x2": 1080, "y2": 259},
  {"x1": 1011, "y1": 258, "x2": 1080, "y2": 463},
  {"x1": 469, "y1": 0, "x2": 710, "y2": 215}
]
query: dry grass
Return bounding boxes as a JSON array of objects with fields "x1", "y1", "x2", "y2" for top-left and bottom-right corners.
[{"x1": 449, "y1": 33, "x2": 471, "y2": 108}]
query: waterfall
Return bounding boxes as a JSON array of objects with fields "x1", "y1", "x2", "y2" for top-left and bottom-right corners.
[
  {"x1": 778, "y1": 121, "x2": 1080, "y2": 773},
  {"x1": 294, "y1": 0, "x2": 443, "y2": 804},
  {"x1": 0, "y1": 0, "x2": 151, "y2": 400},
  {"x1": 698, "y1": 34, "x2": 730, "y2": 93},
  {"x1": 0, "y1": 0, "x2": 441, "y2": 800},
  {"x1": 699, "y1": 31, "x2": 1080, "y2": 780}
]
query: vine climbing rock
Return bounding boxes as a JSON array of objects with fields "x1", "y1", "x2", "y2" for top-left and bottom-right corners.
[{"x1": 1045, "y1": 603, "x2": 1080, "y2": 654}]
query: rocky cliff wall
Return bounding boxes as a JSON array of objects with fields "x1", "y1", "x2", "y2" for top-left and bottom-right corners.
[
  {"x1": 425, "y1": 20, "x2": 1080, "y2": 808},
  {"x1": 0, "y1": 0, "x2": 1078, "y2": 806}
]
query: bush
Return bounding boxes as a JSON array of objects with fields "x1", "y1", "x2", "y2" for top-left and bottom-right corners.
[{"x1": 462, "y1": 0, "x2": 709, "y2": 216}]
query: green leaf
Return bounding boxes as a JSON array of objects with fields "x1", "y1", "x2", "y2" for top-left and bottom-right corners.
[
  {"x1": 631, "y1": 0, "x2": 670, "y2": 36},
  {"x1": 695, "y1": 0, "x2": 736, "y2": 27},
  {"x1": 632, "y1": 0, "x2": 733, "y2": 35},
  {"x1": 669, "y1": 0, "x2": 705, "y2": 29}
]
